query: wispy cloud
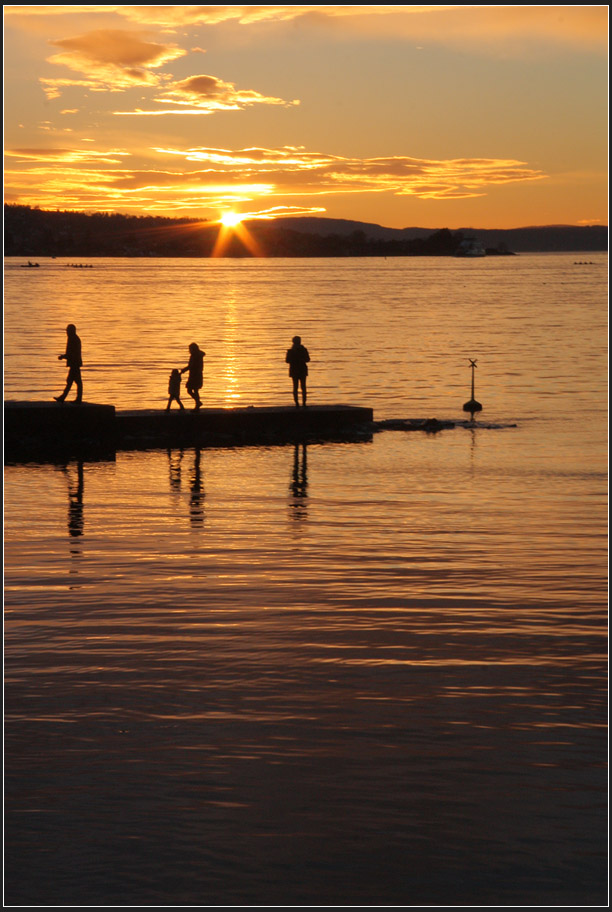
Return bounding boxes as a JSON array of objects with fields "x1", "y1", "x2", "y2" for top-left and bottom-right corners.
[
  {"x1": 4, "y1": 142, "x2": 547, "y2": 215},
  {"x1": 5, "y1": 147, "x2": 130, "y2": 164},
  {"x1": 115, "y1": 74, "x2": 299, "y2": 115},
  {"x1": 8, "y1": 6, "x2": 606, "y2": 52},
  {"x1": 155, "y1": 146, "x2": 546, "y2": 200}
]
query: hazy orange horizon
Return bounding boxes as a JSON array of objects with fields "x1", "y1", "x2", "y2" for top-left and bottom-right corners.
[{"x1": 3, "y1": 5, "x2": 608, "y2": 230}]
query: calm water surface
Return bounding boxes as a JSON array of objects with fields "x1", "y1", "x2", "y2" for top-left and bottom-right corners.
[{"x1": 4, "y1": 255, "x2": 608, "y2": 905}]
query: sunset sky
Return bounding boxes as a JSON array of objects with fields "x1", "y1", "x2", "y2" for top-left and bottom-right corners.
[{"x1": 3, "y1": 5, "x2": 608, "y2": 229}]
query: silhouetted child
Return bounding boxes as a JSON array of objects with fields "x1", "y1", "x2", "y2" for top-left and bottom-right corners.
[{"x1": 166, "y1": 369, "x2": 185, "y2": 410}]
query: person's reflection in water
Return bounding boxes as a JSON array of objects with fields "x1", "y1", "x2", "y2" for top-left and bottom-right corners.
[
  {"x1": 189, "y1": 448, "x2": 204, "y2": 526},
  {"x1": 58, "y1": 462, "x2": 84, "y2": 574},
  {"x1": 66, "y1": 462, "x2": 84, "y2": 542},
  {"x1": 168, "y1": 448, "x2": 184, "y2": 492},
  {"x1": 289, "y1": 443, "x2": 308, "y2": 522}
]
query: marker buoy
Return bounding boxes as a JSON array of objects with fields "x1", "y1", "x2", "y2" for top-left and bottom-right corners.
[{"x1": 463, "y1": 358, "x2": 482, "y2": 417}]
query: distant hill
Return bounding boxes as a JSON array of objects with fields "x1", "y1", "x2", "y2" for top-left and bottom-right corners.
[
  {"x1": 269, "y1": 217, "x2": 608, "y2": 252},
  {"x1": 268, "y1": 217, "x2": 433, "y2": 242},
  {"x1": 3, "y1": 205, "x2": 608, "y2": 257}
]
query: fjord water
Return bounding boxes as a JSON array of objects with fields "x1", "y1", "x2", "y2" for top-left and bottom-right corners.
[{"x1": 4, "y1": 255, "x2": 607, "y2": 905}]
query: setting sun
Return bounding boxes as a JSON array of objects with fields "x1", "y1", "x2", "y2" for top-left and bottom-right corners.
[
  {"x1": 212, "y1": 210, "x2": 263, "y2": 257},
  {"x1": 220, "y1": 212, "x2": 243, "y2": 228}
]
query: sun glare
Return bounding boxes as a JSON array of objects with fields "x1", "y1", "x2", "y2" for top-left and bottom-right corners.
[
  {"x1": 220, "y1": 212, "x2": 243, "y2": 228},
  {"x1": 212, "y1": 211, "x2": 264, "y2": 256}
]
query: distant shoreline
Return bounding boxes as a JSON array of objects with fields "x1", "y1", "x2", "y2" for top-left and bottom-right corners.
[{"x1": 4, "y1": 204, "x2": 608, "y2": 257}]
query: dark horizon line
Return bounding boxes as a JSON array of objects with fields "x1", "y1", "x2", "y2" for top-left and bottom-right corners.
[{"x1": 3, "y1": 203, "x2": 607, "y2": 233}]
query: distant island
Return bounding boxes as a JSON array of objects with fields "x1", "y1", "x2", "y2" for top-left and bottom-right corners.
[{"x1": 3, "y1": 204, "x2": 608, "y2": 258}]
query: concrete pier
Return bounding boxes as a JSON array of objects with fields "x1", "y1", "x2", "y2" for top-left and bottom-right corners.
[
  {"x1": 5, "y1": 401, "x2": 117, "y2": 461},
  {"x1": 116, "y1": 404, "x2": 374, "y2": 448},
  {"x1": 4, "y1": 401, "x2": 374, "y2": 461}
]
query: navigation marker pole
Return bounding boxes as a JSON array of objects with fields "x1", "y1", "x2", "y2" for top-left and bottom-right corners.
[{"x1": 463, "y1": 358, "x2": 483, "y2": 420}]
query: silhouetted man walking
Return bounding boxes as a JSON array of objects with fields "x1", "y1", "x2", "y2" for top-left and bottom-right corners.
[{"x1": 54, "y1": 324, "x2": 83, "y2": 403}]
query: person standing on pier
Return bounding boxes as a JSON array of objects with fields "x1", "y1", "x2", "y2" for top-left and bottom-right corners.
[
  {"x1": 286, "y1": 335, "x2": 310, "y2": 407},
  {"x1": 181, "y1": 343, "x2": 205, "y2": 410},
  {"x1": 54, "y1": 323, "x2": 83, "y2": 404}
]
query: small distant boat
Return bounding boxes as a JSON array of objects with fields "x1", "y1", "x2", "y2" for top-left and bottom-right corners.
[
  {"x1": 21, "y1": 261, "x2": 40, "y2": 268},
  {"x1": 455, "y1": 238, "x2": 486, "y2": 258}
]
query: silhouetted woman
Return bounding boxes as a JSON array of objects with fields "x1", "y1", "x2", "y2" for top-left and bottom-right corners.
[
  {"x1": 286, "y1": 335, "x2": 310, "y2": 407},
  {"x1": 181, "y1": 342, "x2": 205, "y2": 409},
  {"x1": 54, "y1": 323, "x2": 83, "y2": 403}
]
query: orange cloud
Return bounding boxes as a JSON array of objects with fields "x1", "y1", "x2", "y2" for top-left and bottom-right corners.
[
  {"x1": 112, "y1": 73, "x2": 299, "y2": 115},
  {"x1": 4, "y1": 142, "x2": 547, "y2": 216},
  {"x1": 158, "y1": 146, "x2": 337, "y2": 168},
  {"x1": 4, "y1": 147, "x2": 130, "y2": 164},
  {"x1": 230, "y1": 205, "x2": 327, "y2": 220},
  {"x1": 154, "y1": 146, "x2": 546, "y2": 200},
  {"x1": 37, "y1": 25, "x2": 298, "y2": 112},
  {"x1": 83, "y1": 5, "x2": 612, "y2": 51},
  {"x1": 42, "y1": 28, "x2": 185, "y2": 98},
  {"x1": 49, "y1": 28, "x2": 183, "y2": 68},
  {"x1": 7, "y1": 6, "x2": 606, "y2": 53}
]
